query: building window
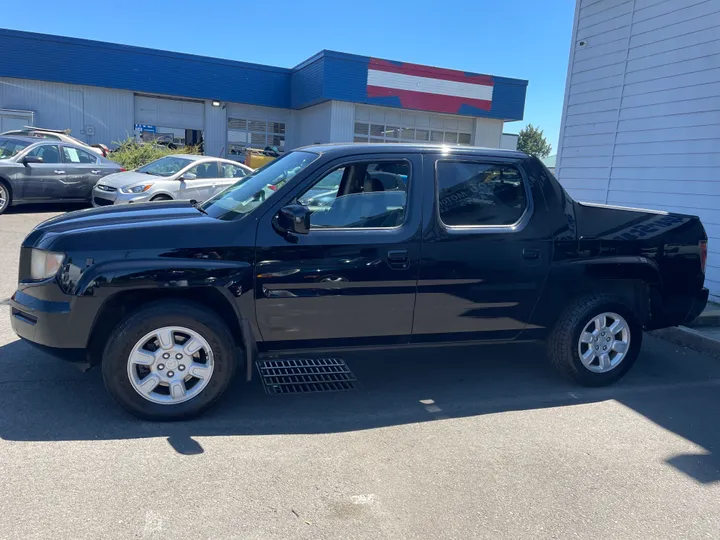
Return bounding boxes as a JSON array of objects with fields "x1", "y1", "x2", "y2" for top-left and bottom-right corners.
[
  {"x1": 354, "y1": 107, "x2": 473, "y2": 146},
  {"x1": 227, "y1": 118, "x2": 286, "y2": 158}
]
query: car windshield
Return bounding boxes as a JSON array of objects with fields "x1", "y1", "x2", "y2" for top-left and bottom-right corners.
[
  {"x1": 201, "y1": 151, "x2": 319, "y2": 221},
  {"x1": 0, "y1": 138, "x2": 32, "y2": 159},
  {"x1": 136, "y1": 156, "x2": 192, "y2": 177}
]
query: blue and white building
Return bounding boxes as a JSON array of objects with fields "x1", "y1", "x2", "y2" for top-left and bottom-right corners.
[{"x1": 0, "y1": 29, "x2": 528, "y2": 158}]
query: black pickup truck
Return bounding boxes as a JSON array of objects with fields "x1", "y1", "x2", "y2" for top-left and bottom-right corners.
[{"x1": 10, "y1": 144, "x2": 708, "y2": 420}]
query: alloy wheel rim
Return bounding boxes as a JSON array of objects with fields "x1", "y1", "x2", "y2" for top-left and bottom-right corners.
[
  {"x1": 0, "y1": 185, "x2": 7, "y2": 211},
  {"x1": 577, "y1": 312, "x2": 630, "y2": 373},
  {"x1": 127, "y1": 326, "x2": 215, "y2": 405}
]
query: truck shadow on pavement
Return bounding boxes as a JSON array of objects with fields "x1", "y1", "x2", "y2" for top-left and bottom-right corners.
[{"x1": 0, "y1": 334, "x2": 719, "y2": 483}]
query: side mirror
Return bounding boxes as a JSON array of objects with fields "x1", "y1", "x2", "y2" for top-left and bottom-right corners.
[
  {"x1": 181, "y1": 172, "x2": 197, "y2": 181},
  {"x1": 273, "y1": 204, "x2": 311, "y2": 239},
  {"x1": 22, "y1": 155, "x2": 43, "y2": 164}
]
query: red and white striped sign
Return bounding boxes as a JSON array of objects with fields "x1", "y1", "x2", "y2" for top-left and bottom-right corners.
[{"x1": 366, "y1": 58, "x2": 494, "y2": 114}]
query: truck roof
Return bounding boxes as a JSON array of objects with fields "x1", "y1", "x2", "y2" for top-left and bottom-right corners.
[{"x1": 296, "y1": 142, "x2": 528, "y2": 159}]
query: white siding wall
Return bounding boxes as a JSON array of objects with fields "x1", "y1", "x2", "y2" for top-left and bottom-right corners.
[
  {"x1": 293, "y1": 102, "x2": 333, "y2": 148},
  {"x1": 473, "y1": 118, "x2": 504, "y2": 147},
  {"x1": 328, "y1": 101, "x2": 355, "y2": 142},
  {"x1": 557, "y1": 0, "x2": 720, "y2": 299},
  {"x1": 500, "y1": 133, "x2": 519, "y2": 150},
  {"x1": 203, "y1": 101, "x2": 227, "y2": 158},
  {"x1": 0, "y1": 77, "x2": 134, "y2": 146}
]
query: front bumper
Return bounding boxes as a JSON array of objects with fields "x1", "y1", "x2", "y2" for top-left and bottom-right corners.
[
  {"x1": 9, "y1": 283, "x2": 99, "y2": 363},
  {"x1": 92, "y1": 186, "x2": 151, "y2": 207}
]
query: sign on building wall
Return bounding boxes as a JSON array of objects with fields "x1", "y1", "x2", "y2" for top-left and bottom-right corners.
[{"x1": 366, "y1": 58, "x2": 495, "y2": 115}]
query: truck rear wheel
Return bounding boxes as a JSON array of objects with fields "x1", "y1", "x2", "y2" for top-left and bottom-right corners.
[
  {"x1": 101, "y1": 301, "x2": 237, "y2": 420},
  {"x1": 547, "y1": 294, "x2": 642, "y2": 386}
]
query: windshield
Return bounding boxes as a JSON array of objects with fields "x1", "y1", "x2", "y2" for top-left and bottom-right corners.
[
  {"x1": 201, "y1": 151, "x2": 319, "y2": 220},
  {"x1": 137, "y1": 156, "x2": 192, "y2": 177},
  {"x1": 0, "y1": 138, "x2": 32, "y2": 159}
]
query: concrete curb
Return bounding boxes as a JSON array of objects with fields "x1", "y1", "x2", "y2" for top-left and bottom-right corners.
[
  {"x1": 687, "y1": 310, "x2": 720, "y2": 328},
  {"x1": 650, "y1": 326, "x2": 720, "y2": 358}
]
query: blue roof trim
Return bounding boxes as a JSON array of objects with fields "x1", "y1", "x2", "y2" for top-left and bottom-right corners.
[
  {"x1": 0, "y1": 29, "x2": 527, "y2": 120},
  {"x1": 0, "y1": 29, "x2": 290, "y2": 74}
]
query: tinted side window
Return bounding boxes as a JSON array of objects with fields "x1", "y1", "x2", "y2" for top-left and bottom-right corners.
[
  {"x1": 298, "y1": 161, "x2": 410, "y2": 229},
  {"x1": 437, "y1": 162, "x2": 527, "y2": 226},
  {"x1": 188, "y1": 161, "x2": 219, "y2": 179},
  {"x1": 221, "y1": 163, "x2": 247, "y2": 178},
  {"x1": 27, "y1": 144, "x2": 62, "y2": 164}
]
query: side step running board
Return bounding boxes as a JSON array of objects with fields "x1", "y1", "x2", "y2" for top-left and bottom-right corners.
[{"x1": 256, "y1": 357, "x2": 358, "y2": 395}]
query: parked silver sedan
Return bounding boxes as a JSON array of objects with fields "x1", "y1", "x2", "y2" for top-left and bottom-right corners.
[{"x1": 92, "y1": 155, "x2": 252, "y2": 207}]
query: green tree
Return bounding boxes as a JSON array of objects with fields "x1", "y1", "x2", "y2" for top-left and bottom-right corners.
[{"x1": 516, "y1": 124, "x2": 552, "y2": 159}]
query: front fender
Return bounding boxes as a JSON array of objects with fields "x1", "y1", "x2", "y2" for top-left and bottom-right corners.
[
  {"x1": 72, "y1": 257, "x2": 257, "y2": 361},
  {"x1": 74, "y1": 257, "x2": 253, "y2": 302},
  {"x1": 80, "y1": 257, "x2": 255, "y2": 322}
]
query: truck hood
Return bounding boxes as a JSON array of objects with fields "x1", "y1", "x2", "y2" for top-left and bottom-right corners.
[{"x1": 23, "y1": 201, "x2": 229, "y2": 252}]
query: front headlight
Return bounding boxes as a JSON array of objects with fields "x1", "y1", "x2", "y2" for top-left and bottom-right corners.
[
  {"x1": 120, "y1": 184, "x2": 153, "y2": 194},
  {"x1": 30, "y1": 249, "x2": 65, "y2": 280}
]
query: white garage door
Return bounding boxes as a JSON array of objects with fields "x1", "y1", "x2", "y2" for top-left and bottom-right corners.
[
  {"x1": 134, "y1": 96, "x2": 204, "y2": 130},
  {"x1": 225, "y1": 103, "x2": 290, "y2": 159}
]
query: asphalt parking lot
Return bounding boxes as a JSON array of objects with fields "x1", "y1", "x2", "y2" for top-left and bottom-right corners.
[{"x1": 1, "y1": 205, "x2": 719, "y2": 539}]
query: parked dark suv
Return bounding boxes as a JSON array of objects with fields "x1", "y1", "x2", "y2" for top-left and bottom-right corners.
[{"x1": 10, "y1": 144, "x2": 708, "y2": 420}]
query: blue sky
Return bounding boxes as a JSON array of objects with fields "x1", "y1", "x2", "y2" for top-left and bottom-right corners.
[{"x1": 4, "y1": 0, "x2": 575, "y2": 154}]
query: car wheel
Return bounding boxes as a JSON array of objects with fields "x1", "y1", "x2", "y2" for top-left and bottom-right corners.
[
  {"x1": 150, "y1": 194, "x2": 172, "y2": 202},
  {"x1": 101, "y1": 301, "x2": 237, "y2": 420},
  {"x1": 547, "y1": 294, "x2": 642, "y2": 387},
  {"x1": 0, "y1": 181, "x2": 12, "y2": 214}
]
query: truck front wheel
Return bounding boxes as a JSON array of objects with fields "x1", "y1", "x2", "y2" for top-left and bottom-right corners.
[
  {"x1": 547, "y1": 294, "x2": 642, "y2": 386},
  {"x1": 101, "y1": 301, "x2": 237, "y2": 420}
]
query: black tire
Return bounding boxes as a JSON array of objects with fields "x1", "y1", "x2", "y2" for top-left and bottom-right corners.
[
  {"x1": 101, "y1": 301, "x2": 237, "y2": 421},
  {"x1": 547, "y1": 294, "x2": 642, "y2": 387},
  {"x1": 0, "y1": 180, "x2": 12, "y2": 215},
  {"x1": 150, "y1": 194, "x2": 172, "y2": 202}
]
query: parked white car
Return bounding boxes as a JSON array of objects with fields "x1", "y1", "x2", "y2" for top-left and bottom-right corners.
[{"x1": 92, "y1": 155, "x2": 252, "y2": 207}]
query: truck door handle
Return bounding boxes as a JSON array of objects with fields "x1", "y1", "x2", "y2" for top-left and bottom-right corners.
[
  {"x1": 522, "y1": 248, "x2": 540, "y2": 260},
  {"x1": 54, "y1": 170, "x2": 66, "y2": 175},
  {"x1": 387, "y1": 250, "x2": 409, "y2": 269},
  {"x1": 91, "y1": 169, "x2": 102, "y2": 174}
]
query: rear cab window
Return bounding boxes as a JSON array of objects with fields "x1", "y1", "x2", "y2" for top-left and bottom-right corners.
[{"x1": 436, "y1": 160, "x2": 529, "y2": 227}]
